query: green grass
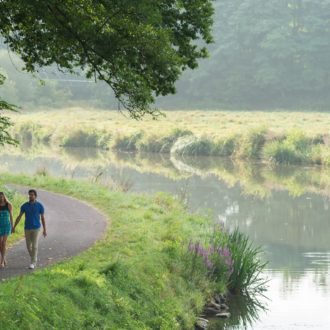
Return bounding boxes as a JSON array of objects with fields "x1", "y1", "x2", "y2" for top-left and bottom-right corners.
[
  {"x1": 0, "y1": 174, "x2": 268, "y2": 329},
  {"x1": 61, "y1": 129, "x2": 111, "y2": 149},
  {"x1": 10, "y1": 108, "x2": 330, "y2": 165},
  {"x1": 0, "y1": 174, "x2": 213, "y2": 330}
]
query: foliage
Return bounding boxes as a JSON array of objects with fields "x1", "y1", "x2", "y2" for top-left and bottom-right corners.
[
  {"x1": 112, "y1": 131, "x2": 144, "y2": 152},
  {"x1": 186, "y1": 224, "x2": 267, "y2": 295},
  {"x1": 172, "y1": 135, "x2": 215, "y2": 156},
  {"x1": 0, "y1": 0, "x2": 214, "y2": 117},
  {"x1": 213, "y1": 136, "x2": 237, "y2": 157},
  {"x1": 139, "y1": 128, "x2": 193, "y2": 153},
  {"x1": 62, "y1": 129, "x2": 111, "y2": 149},
  {"x1": 187, "y1": 241, "x2": 233, "y2": 293},
  {"x1": 225, "y1": 229, "x2": 268, "y2": 294},
  {"x1": 263, "y1": 130, "x2": 319, "y2": 164},
  {"x1": 12, "y1": 109, "x2": 330, "y2": 166},
  {"x1": 235, "y1": 128, "x2": 266, "y2": 159},
  {"x1": 159, "y1": 1, "x2": 330, "y2": 109},
  {"x1": 0, "y1": 73, "x2": 17, "y2": 146}
]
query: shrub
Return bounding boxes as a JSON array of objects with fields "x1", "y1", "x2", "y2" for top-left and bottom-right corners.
[
  {"x1": 263, "y1": 140, "x2": 305, "y2": 164},
  {"x1": 138, "y1": 129, "x2": 193, "y2": 153},
  {"x1": 186, "y1": 225, "x2": 267, "y2": 295},
  {"x1": 213, "y1": 136, "x2": 237, "y2": 157},
  {"x1": 112, "y1": 132, "x2": 143, "y2": 152},
  {"x1": 62, "y1": 129, "x2": 111, "y2": 149},
  {"x1": 235, "y1": 128, "x2": 266, "y2": 159},
  {"x1": 285, "y1": 129, "x2": 310, "y2": 152},
  {"x1": 172, "y1": 135, "x2": 214, "y2": 156}
]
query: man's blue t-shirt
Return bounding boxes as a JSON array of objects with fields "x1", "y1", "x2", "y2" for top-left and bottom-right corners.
[{"x1": 20, "y1": 201, "x2": 45, "y2": 230}]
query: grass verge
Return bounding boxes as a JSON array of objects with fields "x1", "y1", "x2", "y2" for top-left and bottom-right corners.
[{"x1": 0, "y1": 174, "x2": 213, "y2": 330}]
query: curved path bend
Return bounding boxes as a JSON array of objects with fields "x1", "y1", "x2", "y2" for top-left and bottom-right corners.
[{"x1": 0, "y1": 185, "x2": 107, "y2": 280}]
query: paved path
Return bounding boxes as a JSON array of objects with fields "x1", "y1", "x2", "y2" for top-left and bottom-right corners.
[{"x1": 0, "y1": 185, "x2": 107, "y2": 280}]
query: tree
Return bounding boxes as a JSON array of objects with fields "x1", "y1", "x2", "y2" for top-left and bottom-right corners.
[
  {"x1": 0, "y1": 0, "x2": 214, "y2": 118},
  {"x1": 159, "y1": 0, "x2": 330, "y2": 109},
  {"x1": 0, "y1": 73, "x2": 17, "y2": 146}
]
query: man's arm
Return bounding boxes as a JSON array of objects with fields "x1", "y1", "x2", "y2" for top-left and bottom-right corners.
[
  {"x1": 12, "y1": 212, "x2": 23, "y2": 233},
  {"x1": 41, "y1": 214, "x2": 47, "y2": 237}
]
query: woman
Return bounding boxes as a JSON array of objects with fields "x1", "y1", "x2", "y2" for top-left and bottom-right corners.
[{"x1": 0, "y1": 192, "x2": 13, "y2": 267}]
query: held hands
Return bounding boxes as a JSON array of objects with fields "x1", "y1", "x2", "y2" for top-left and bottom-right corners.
[
  {"x1": 43, "y1": 229, "x2": 47, "y2": 238},
  {"x1": 11, "y1": 226, "x2": 15, "y2": 234}
]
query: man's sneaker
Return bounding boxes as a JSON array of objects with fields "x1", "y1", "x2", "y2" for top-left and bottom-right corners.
[{"x1": 28, "y1": 263, "x2": 35, "y2": 270}]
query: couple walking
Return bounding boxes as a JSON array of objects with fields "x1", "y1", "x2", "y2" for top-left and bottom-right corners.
[{"x1": 0, "y1": 189, "x2": 47, "y2": 270}]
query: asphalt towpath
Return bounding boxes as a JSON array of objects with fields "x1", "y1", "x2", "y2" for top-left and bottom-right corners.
[{"x1": 0, "y1": 185, "x2": 107, "y2": 280}]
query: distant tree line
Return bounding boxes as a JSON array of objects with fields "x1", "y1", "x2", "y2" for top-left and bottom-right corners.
[
  {"x1": 2, "y1": 1, "x2": 330, "y2": 110},
  {"x1": 160, "y1": 1, "x2": 330, "y2": 110}
]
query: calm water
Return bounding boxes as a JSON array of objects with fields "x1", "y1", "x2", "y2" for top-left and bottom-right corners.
[{"x1": 1, "y1": 147, "x2": 329, "y2": 329}]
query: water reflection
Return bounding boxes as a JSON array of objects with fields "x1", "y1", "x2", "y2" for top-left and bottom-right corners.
[
  {"x1": 1, "y1": 147, "x2": 330, "y2": 328},
  {"x1": 208, "y1": 294, "x2": 268, "y2": 330}
]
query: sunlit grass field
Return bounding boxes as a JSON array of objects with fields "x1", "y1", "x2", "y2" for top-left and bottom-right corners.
[{"x1": 9, "y1": 107, "x2": 330, "y2": 138}]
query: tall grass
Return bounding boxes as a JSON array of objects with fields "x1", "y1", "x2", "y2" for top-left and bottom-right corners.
[
  {"x1": 10, "y1": 109, "x2": 330, "y2": 165},
  {"x1": 263, "y1": 129, "x2": 322, "y2": 164},
  {"x1": 235, "y1": 128, "x2": 266, "y2": 159},
  {"x1": 172, "y1": 135, "x2": 215, "y2": 156},
  {"x1": 62, "y1": 129, "x2": 111, "y2": 149},
  {"x1": 138, "y1": 128, "x2": 192, "y2": 153},
  {"x1": 186, "y1": 224, "x2": 267, "y2": 296},
  {"x1": 213, "y1": 136, "x2": 237, "y2": 157},
  {"x1": 226, "y1": 229, "x2": 268, "y2": 294},
  {"x1": 112, "y1": 131, "x2": 143, "y2": 151}
]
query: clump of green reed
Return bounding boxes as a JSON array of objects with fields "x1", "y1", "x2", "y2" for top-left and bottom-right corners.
[
  {"x1": 186, "y1": 223, "x2": 267, "y2": 295},
  {"x1": 62, "y1": 129, "x2": 111, "y2": 149},
  {"x1": 213, "y1": 135, "x2": 237, "y2": 157},
  {"x1": 313, "y1": 144, "x2": 330, "y2": 166},
  {"x1": 235, "y1": 128, "x2": 267, "y2": 159},
  {"x1": 112, "y1": 131, "x2": 143, "y2": 152},
  {"x1": 16, "y1": 122, "x2": 52, "y2": 145},
  {"x1": 138, "y1": 128, "x2": 193, "y2": 153},
  {"x1": 210, "y1": 225, "x2": 268, "y2": 294},
  {"x1": 173, "y1": 135, "x2": 215, "y2": 156},
  {"x1": 263, "y1": 129, "x2": 321, "y2": 165}
]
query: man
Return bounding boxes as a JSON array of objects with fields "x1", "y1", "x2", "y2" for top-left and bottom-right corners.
[{"x1": 13, "y1": 189, "x2": 47, "y2": 269}]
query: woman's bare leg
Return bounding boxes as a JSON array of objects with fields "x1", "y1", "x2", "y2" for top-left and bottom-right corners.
[
  {"x1": 1, "y1": 236, "x2": 8, "y2": 266},
  {"x1": 0, "y1": 236, "x2": 4, "y2": 267}
]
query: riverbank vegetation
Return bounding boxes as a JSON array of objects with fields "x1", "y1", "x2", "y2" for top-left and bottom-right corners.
[
  {"x1": 0, "y1": 174, "x2": 266, "y2": 329},
  {"x1": 9, "y1": 108, "x2": 330, "y2": 166},
  {"x1": 5, "y1": 138, "x2": 330, "y2": 201}
]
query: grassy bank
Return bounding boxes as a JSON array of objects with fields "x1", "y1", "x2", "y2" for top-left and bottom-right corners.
[
  {"x1": 0, "y1": 174, "x2": 266, "y2": 329},
  {"x1": 9, "y1": 108, "x2": 330, "y2": 165},
  {"x1": 0, "y1": 174, "x2": 212, "y2": 329}
]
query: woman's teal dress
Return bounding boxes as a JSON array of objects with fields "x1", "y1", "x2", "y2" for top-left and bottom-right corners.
[{"x1": 0, "y1": 203, "x2": 11, "y2": 236}]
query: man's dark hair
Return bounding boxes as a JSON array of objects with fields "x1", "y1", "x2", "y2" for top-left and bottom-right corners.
[{"x1": 28, "y1": 189, "x2": 37, "y2": 197}]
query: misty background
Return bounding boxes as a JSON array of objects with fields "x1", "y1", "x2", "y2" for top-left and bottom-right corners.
[{"x1": 1, "y1": 0, "x2": 330, "y2": 110}]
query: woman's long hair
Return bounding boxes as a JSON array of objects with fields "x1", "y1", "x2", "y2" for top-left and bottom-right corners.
[{"x1": 0, "y1": 192, "x2": 9, "y2": 204}]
